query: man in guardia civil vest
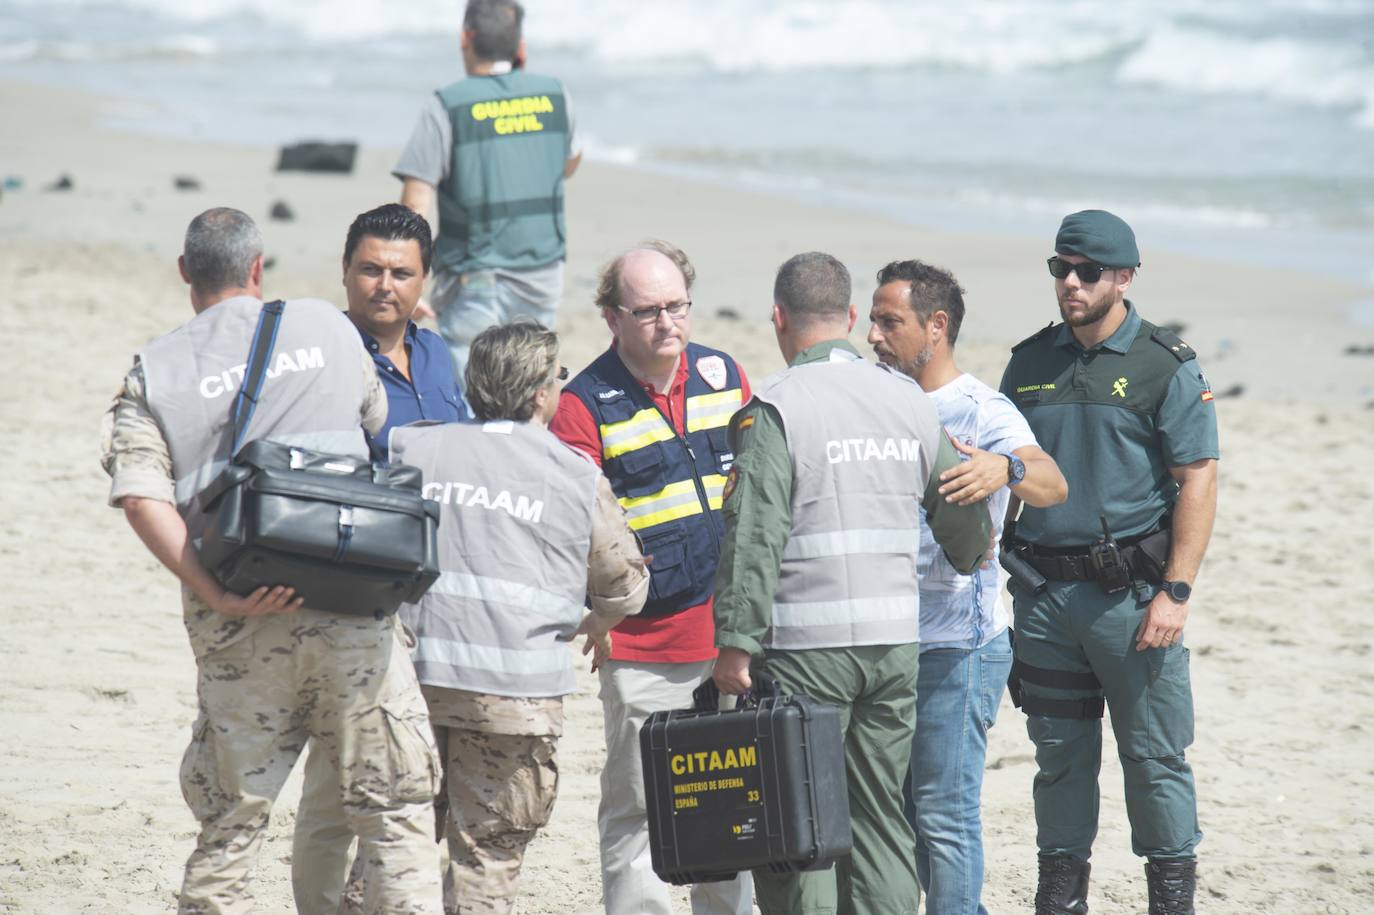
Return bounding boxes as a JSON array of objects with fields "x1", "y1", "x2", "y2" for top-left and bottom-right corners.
[{"x1": 394, "y1": 0, "x2": 582, "y2": 385}]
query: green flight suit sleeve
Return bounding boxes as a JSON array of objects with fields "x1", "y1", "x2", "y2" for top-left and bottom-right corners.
[
  {"x1": 713, "y1": 401, "x2": 793, "y2": 658},
  {"x1": 921, "y1": 433, "x2": 994, "y2": 575}
]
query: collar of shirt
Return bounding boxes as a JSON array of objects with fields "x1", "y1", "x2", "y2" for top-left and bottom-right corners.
[
  {"x1": 790, "y1": 338, "x2": 861, "y2": 366},
  {"x1": 356, "y1": 320, "x2": 418, "y2": 364},
  {"x1": 1054, "y1": 300, "x2": 1141, "y2": 355}
]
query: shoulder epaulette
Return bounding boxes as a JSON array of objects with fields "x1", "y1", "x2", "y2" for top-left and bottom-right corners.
[
  {"x1": 1150, "y1": 326, "x2": 1197, "y2": 363},
  {"x1": 1011, "y1": 322, "x2": 1055, "y2": 353}
]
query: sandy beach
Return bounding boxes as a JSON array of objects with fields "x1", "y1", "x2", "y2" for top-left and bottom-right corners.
[{"x1": 2, "y1": 81, "x2": 1372, "y2": 913}]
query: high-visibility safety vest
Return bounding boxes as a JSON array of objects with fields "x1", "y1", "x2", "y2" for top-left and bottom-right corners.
[
  {"x1": 138, "y1": 295, "x2": 370, "y2": 541},
  {"x1": 434, "y1": 71, "x2": 572, "y2": 275},
  {"x1": 390, "y1": 420, "x2": 601, "y2": 697},
  {"x1": 754, "y1": 349, "x2": 944, "y2": 650},
  {"x1": 563, "y1": 344, "x2": 743, "y2": 617}
]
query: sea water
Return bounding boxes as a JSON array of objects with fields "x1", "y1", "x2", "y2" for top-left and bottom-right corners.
[{"x1": 1, "y1": 0, "x2": 1370, "y2": 279}]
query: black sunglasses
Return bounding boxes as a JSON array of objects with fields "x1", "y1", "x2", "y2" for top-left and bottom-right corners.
[
  {"x1": 1047, "y1": 257, "x2": 1115, "y2": 284},
  {"x1": 554, "y1": 365, "x2": 569, "y2": 381}
]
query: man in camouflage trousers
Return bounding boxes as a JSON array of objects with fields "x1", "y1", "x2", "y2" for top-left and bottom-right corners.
[{"x1": 101, "y1": 207, "x2": 443, "y2": 914}]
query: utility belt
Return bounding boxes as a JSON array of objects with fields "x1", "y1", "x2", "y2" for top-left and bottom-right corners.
[{"x1": 1001, "y1": 518, "x2": 1171, "y2": 602}]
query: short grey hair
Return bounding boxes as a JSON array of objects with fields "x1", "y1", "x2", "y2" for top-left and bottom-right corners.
[
  {"x1": 594, "y1": 240, "x2": 696, "y2": 314},
  {"x1": 182, "y1": 207, "x2": 262, "y2": 294},
  {"x1": 773, "y1": 251, "x2": 851, "y2": 321},
  {"x1": 465, "y1": 319, "x2": 559, "y2": 422},
  {"x1": 464, "y1": 0, "x2": 523, "y2": 62}
]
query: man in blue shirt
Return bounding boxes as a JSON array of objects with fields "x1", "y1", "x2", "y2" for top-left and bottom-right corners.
[
  {"x1": 341, "y1": 203, "x2": 469, "y2": 461},
  {"x1": 291, "y1": 203, "x2": 470, "y2": 913}
]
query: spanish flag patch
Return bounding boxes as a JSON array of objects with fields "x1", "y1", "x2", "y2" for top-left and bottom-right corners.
[{"x1": 1201, "y1": 390, "x2": 1214, "y2": 403}]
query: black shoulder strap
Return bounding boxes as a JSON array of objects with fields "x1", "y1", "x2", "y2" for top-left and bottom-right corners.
[
  {"x1": 228, "y1": 300, "x2": 286, "y2": 455},
  {"x1": 1011, "y1": 322, "x2": 1055, "y2": 353},
  {"x1": 1150, "y1": 326, "x2": 1197, "y2": 363}
]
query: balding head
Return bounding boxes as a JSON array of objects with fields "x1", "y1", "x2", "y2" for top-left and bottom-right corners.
[
  {"x1": 178, "y1": 207, "x2": 265, "y2": 311},
  {"x1": 595, "y1": 240, "x2": 695, "y2": 315}
]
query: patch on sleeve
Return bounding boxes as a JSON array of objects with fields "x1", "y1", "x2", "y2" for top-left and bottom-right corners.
[
  {"x1": 722, "y1": 465, "x2": 740, "y2": 503},
  {"x1": 736, "y1": 414, "x2": 755, "y2": 433},
  {"x1": 1199, "y1": 370, "x2": 1214, "y2": 403}
]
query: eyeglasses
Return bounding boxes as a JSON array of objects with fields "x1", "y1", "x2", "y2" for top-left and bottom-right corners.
[
  {"x1": 1047, "y1": 257, "x2": 1116, "y2": 284},
  {"x1": 619, "y1": 300, "x2": 692, "y2": 324},
  {"x1": 552, "y1": 365, "x2": 568, "y2": 382}
]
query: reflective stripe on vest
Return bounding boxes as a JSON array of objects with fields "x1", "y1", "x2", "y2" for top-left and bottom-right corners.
[
  {"x1": 756, "y1": 354, "x2": 943, "y2": 650},
  {"x1": 139, "y1": 296, "x2": 369, "y2": 539},
  {"x1": 391, "y1": 420, "x2": 600, "y2": 697},
  {"x1": 563, "y1": 344, "x2": 743, "y2": 616}
]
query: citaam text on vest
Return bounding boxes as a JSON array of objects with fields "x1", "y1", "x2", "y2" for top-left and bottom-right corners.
[
  {"x1": 825, "y1": 437, "x2": 921, "y2": 465},
  {"x1": 422, "y1": 481, "x2": 543, "y2": 524},
  {"x1": 470, "y1": 95, "x2": 555, "y2": 136},
  {"x1": 199, "y1": 348, "x2": 325, "y2": 399}
]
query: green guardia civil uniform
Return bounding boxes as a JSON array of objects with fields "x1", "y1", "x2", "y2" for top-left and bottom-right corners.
[
  {"x1": 999, "y1": 302, "x2": 1219, "y2": 861},
  {"x1": 715, "y1": 339, "x2": 992, "y2": 915}
]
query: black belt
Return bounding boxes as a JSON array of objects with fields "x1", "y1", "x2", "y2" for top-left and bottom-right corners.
[{"x1": 1022, "y1": 528, "x2": 1169, "y2": 584}]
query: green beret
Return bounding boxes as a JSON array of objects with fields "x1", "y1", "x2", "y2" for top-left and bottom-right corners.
[{"x1": 1055, "y1": 209, "x2": 1140, "y2": 268}]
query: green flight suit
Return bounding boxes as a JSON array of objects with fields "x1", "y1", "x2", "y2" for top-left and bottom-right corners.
[
  {"x1": 715, "y1": 339, "x2": 992, "y2": 915},
  {"x1": 999, "y1": 302, "x2": 1218, "y2": 861}
]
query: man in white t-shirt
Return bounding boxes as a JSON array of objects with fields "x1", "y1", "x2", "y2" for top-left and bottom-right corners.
[{"x1": 868, "y1": 259, "x2": 1068, "y2": 915}]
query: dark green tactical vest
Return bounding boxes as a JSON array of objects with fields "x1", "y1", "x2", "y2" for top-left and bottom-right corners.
[{"x1": 434, "y1": 71, "x2": 571, "y2": 275}]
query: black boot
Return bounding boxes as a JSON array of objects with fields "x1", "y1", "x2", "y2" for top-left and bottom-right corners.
[
  {"x1": 1035, "y1": 854, "x2": 1090, "y2": 915},
  {"x1": 1145, "y1": 857, "x2": 1197, "y2": 914}
]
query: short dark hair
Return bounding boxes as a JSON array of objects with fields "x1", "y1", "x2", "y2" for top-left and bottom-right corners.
[
  {"x1": 464, "y1": 0, "x2": 523, "y2": 62},
  {"x1": 595, "y1": 240, "x2": 696, "y2": 313},
  {"x1": 875, "y1": 260, "x2": 966, "y2": 346},
  {"x1": 182, "y1": 207, "x2": 262, "y2": 294},
  {"x1": 773, "y1": 252, "x2": 851, "y2": 321},
  {"x1": 343, "y1": 203, "x2": 432, "y2": 274}
]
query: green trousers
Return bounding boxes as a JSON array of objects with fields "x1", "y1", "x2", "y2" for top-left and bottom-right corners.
[
  {"x1": 756, "y1": 643, "x2": 921, "y2": 915},
  {"x1": 1010, "y1": 577, "x2": 1201, "y2": 860}
]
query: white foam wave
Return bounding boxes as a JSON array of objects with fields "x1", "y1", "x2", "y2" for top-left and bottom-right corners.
[
  {"x1": 0, "y1": 34, "x2": 217, "y2": 62},
  {"x1": 1118, "y1": 24, "x2": 1374, "y2": 127}
]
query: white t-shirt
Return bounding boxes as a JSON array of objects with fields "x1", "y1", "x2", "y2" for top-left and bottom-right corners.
[{"x1": 918, "y1": 372, "x2": 1038, "y2": 651}]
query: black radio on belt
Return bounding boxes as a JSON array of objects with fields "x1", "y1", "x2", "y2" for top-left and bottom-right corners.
[{"x1": 1089, "y1": 516, "x2": 1132, "y2": 594}]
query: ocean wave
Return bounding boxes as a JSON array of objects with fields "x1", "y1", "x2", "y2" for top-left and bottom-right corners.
[
  {"x1": 0, "y1": 34, "x2": 216, "y2": 62},
  {"x1": 1118, "y1": 23, "x2": 1374, "y2": 126}
]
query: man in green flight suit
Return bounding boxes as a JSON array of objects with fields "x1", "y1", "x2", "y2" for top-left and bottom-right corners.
[
  {"x1": 999, "y1": 210, "x2": 1219, "y2": 915},
  {"x1": 712, "y1": 252, "x2": 993, "y2": 915}
]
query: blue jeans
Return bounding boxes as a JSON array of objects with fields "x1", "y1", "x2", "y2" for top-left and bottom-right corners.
[
  {"x1": 903, "y1": 629, "x2": 1013, "y2": 915},
  {"x1": 432, "y1": 262, "x2": 563, "y2": 386}
]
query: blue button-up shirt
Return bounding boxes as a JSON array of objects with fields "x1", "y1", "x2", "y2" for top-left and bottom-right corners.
[{"x1": 356, "y1": 321, "x2": 469, "y2": 459}]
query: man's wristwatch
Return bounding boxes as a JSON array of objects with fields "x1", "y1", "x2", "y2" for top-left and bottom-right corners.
[
  {"x1": 1006, "y1": 453, "x2": 1026, "y2": 487},
  {"x1": 1161, "y1": 579, "x2": 1192, "y2": 603}
]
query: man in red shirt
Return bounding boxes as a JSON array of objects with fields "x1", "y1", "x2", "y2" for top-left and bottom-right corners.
[{"x1": 552, "y1": 241, "x2": 752, "y2": 915}]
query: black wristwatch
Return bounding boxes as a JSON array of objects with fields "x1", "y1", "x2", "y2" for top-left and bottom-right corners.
[
  {"x1": 1006, "y1": 453, "x2": 1026, "y2": 487},
  {"x1": 1161, "y1": 579, "x2": 1192, "y2": 603}
]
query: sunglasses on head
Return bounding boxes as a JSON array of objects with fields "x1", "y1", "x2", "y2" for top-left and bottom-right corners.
[{"x1": 1047, "y1": 257, "x2": 1115, "y2": 284}]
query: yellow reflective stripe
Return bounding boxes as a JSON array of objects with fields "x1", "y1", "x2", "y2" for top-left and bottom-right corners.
[
  {"x1": 600, "y1": 408, "x2": 675, "y2": 459},
  {"x1": 685, "y1": 389, "x2": 743, "y2": 433},
  {"x1": 618, "y1": 479, "x2": 705, "y2": 530},
  {"x1": 702, "y1": 473, "x2": 726, "y2": 510}
]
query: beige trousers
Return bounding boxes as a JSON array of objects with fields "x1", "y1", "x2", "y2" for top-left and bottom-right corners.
[{"x1": 179, "y1": 609, "x2": 442, "y2": 915}]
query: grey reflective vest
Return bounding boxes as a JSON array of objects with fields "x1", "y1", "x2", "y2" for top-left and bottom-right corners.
[
  {"x1": 390, "y1": 420, "x2": 602, "y2": 698},
  {"x1": 434, "y1": 71, "x2": 571, "y2": 275},
  {"x1": 755, "y1": 349, "x2": 943, "y2": 650},
  {"x1": 138, "y1": 295, "x2": 370, "y2": 540}
]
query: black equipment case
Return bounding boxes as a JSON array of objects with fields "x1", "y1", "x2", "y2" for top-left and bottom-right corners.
[
  {"x1": 640, "y1": 679, "x2": 852, "y2": 884},
  {"x1": 196, "y1": 300, "x2": 441, "y2": 618}
]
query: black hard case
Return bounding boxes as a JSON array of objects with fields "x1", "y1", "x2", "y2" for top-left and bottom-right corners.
[{"x1": 640, "y1": 681, "x2": 852, "y2": 884}]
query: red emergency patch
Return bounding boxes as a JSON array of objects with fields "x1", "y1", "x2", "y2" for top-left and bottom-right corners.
[{"x1": 722, "y1": 465, "x2": 740, "y2": 502}]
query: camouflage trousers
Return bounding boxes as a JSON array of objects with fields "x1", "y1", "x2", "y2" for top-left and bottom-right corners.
[
  {"x1": 295, "y1": 688, "x2": 561, "y2": 915},
  {"x1": 179, "y1": 608, "x2": 443, "y2": 915}
]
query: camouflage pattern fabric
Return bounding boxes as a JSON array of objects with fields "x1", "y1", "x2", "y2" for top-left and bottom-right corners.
[{"x1": 178, "y1": 609, "x2": 442, "y2": 915}]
